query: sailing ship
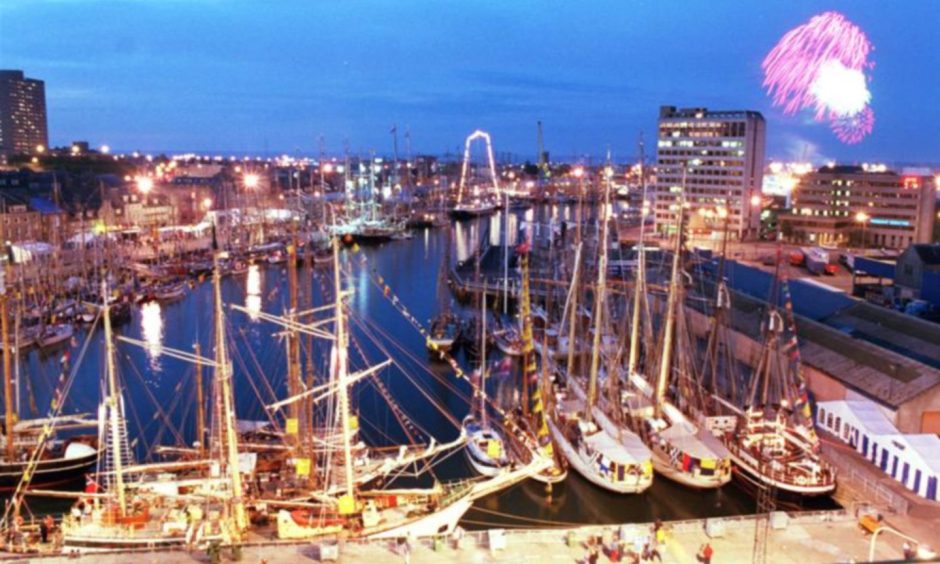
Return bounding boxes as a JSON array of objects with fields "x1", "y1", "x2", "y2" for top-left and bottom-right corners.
[
  {"x1": 55, "y1": 259, "x2": 249, "y2": 553},
  {"x1": 449, "y1": 130, "x2": 499, "y2": 219},
  {"x1": 548, "y1": 234, "x2": 653, "y2": 494},
  {"x1": 0, "y1": 249, "x2": 97, "y2": 493},
  {"x1": 510, "y1": 248, "x2": 567, "y2": 485},
  {"x1": 272, "y1": 239, "x2": 478, "y2": 540},
  {"x1": 697, "y1": 244, "x2": 835, "y2": 496},
  {"x1": 427, "y1": 226, "x2": 461, "y2": 355},
  {"x1": 462, "y1": 285, "x2": 510, "y2": 477},
  {"x1": 622, "y1": 177, "x2": 733, "y2": 489},
  {"x1": 230, "y1": 239, "x2": 465, "y2": 496}
]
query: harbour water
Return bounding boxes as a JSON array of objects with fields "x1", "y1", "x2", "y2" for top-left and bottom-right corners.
[{"x1": 15, "y1": 205, "x2": 835, "y2": 526}]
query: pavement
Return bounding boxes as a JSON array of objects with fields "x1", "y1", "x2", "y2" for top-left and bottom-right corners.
[{"x1": 17, "y1": 511, "x2": 913, "y2": 563}]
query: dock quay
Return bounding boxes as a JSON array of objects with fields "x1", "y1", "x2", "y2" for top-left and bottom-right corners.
[{"x1": 8, "y1": 509, "x2": 918, "y2": 563}]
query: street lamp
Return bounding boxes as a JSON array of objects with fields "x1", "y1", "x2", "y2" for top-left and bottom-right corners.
[
  {"x1": 243, "y1": 173, "x2": 260, "y2": 190},
  {"x1": 855, "y1": 211, "x2": 870, "y2": 249},
  {"x1": 136, "y1": 176, "x2": 154, "y2": 194}
]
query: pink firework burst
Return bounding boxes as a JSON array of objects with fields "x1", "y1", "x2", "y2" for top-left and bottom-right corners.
[
  {"x1": 830, "y1": 106, "x2": 875, "y2": 144},
  {"x1": 762, "y1": 11, "x2": 873, "y2": 120}
]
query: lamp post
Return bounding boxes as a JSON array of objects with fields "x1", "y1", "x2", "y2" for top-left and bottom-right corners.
[{"x1": 855, "y1": 211, "x2": 870, "y2": 250}]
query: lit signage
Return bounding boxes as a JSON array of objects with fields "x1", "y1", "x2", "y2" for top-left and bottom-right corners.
[{"x1": 870, "y1": 218, "x2": 909, "y2": 227}]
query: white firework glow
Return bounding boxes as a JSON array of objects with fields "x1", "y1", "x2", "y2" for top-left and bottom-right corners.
[{"x1": 810, "y1": 59, "x2": 871, "y2": 118}]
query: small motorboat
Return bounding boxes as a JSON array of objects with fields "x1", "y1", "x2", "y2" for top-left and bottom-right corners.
[{"x1": 38, "y1": 323, "x2": 74, "y2": 350}]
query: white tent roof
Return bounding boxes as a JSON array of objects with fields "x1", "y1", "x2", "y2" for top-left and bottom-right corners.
[
  {"x1": 824, "y1": 400, "x2": 897, "y2": 435},
  {"x1": 821, "y1": 400, "x2": 940, "y2": 476},
  {"x1": 900, "y1": 434, "x2": 940, "y2": 476}
]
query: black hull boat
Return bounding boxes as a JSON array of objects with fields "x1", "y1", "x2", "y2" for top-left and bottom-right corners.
[{"x1": 0, "y1": 440, "x2": 97, "y2": 492}]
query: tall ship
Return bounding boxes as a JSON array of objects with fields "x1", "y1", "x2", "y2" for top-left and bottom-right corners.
[
  {"x1": 268, "y1": 239, "x2": 536, "y2": 541},
  {"x1": 620, "y1": 172, "x2": 733, "y2": 489},
  {"x1": 548, "y1": 174, "x2": 654, "y2": 494},
  {"x1": 450, "y1": 130, "x2": 499, "y2": 219},
  {"x1": 696, "y1": 243, "x2": 836, "y2": 496},
  {"x1": 56, "y1": 262, "x2": 250, "y2": 552},
  {"x1": 508, "y1": 247, "x2": 567, "y2": 485},
  {"x1": 462, "y1": 288, "x2": 511, "y2": 477},
  {"x1": 0, "y1": 247, "x2": 97, "y2": 493}
]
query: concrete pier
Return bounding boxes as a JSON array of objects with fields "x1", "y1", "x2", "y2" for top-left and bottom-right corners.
[{"x1": 16, "y1": 510, "x2": 916, "y2": 563}]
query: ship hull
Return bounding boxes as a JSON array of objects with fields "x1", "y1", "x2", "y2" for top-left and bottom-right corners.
[
  {"x1": 547, "y1": 419, "x2": 650, "y2": 494},
  {"x1": 0, "y1": 447, "x2": 97, "y2": 492},
  {"x1": 727, "y1": 450, "x2": 835, "y2": 497},
  {"x1": 366, "y1": 496, "x2": 472, "y2": 539},
  {"x1": 649, "y1": 448, "x2": 730, "y2": 489},
  {"x1": 449, "y1": 207, "x2": 495, "y2": 220}
]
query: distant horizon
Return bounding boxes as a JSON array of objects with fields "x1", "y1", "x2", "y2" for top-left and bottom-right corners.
[{"x1": 28, "y1": 144, "x2": 940, "y2": 170}]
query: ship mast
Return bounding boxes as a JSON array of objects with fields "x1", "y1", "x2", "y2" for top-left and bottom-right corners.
[
  {"x1": 627, "y1": 136, "x2": 647, "y2": 377},
  {"x1": 332, "y1": 238, "x2": 355, "y2": 502},
  {"x1": 212, "y1": 250, "x2": 247, "y2": 533},
  {"x1": 565, "y1": 169, "x2": 586, "y2": 381},
  {"x1": 2, "y1": 243, "x2": 14, "y2": 462},
  {"x1": 654, "y1": 171, "x2": 686, "y2": 417},
  {"x1": 564, "y1": 243, "x2": 583, "y2": 380},
  {"x1": 287, "y1": 234, "x2": 302, "y2": 445},
  {"x1": 587, "y1": 161, "x2": 612, "y2": 409},
  {"x1": 101, "y1": 279, "x2": 127, "y2": 516},
  {"x1": 480, "y1": 281, "x2": 488, "y2": 429},
  {"x1": 194, "y1": 342, "x2": 206, "y2": 456},
  {"x1": 703, "y1": 208, "x2": 733, "y2": 397}
]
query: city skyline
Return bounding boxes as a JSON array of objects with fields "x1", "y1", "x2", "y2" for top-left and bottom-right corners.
[{"x1": 1, "y1": 1, "x2": 939, "y2": 163}]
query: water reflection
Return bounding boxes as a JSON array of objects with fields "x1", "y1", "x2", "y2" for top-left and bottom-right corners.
[
  {"x1": 246, "y1": 264, "x2": 262, "y2": 321},
  {"x1": 140, "y1": 301, "x2": 164, "y2": 371}
]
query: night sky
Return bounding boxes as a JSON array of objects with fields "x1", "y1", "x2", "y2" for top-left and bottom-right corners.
[{"x1": 1, "y1": 1, "x2": 937, "y2": 163}]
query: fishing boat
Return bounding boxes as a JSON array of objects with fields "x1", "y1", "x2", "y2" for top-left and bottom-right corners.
[
  {"x1": 348, "y1": 218, "x2": 406, "y2": 243},
  {"x1": 229, "y1": 241, "x2": 466, "y2": 496},
  {"x1": 462, "y1": 414, "x2": 510, "y2": 477},
  {"x1": 58, "y1": 263, "x2": 249, "y2": 553},
  {"x1": 0, "y1": 423, "x2": 96, "y2": 492}
]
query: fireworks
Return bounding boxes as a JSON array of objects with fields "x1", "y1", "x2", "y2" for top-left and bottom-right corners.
[
  {"x1": 810, "y1": 60, "x2": 870, "y2": 118},
  {"x1": 763, "y1": 11, "x2": 875, "y2": 143},
  {"x1": 830, "y1": 106, "x2": 875, "y2": 145}
]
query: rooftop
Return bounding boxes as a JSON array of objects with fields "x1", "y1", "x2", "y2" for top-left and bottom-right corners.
[{"x1": 910, "y1": 244, "x2": 940, "y2": 266}]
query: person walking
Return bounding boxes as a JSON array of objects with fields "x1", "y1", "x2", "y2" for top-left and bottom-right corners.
[{"x1": 697, "y1": 542, "x2": 714, "y2": 564}]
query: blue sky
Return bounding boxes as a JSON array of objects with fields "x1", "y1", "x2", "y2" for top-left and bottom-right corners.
[{"x1": 1, "y1": 1, "x2": 937, "y2": 163}]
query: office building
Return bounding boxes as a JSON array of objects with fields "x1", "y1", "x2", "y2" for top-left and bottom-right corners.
[
  {"x1": 0, "y1": 70, "x2": 48, "y2": 158},
  {"x1": 653, "y1": 106, "x2": 766, "y2": 240},
  {"x1": 779, "y1": 165, "x2": 936, "y2": 250}
]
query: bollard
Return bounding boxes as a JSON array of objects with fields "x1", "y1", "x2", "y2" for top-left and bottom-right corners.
[
  {"x1": 434, "y1": 535, "x2": 444, "y2": 552},
  {"x1": 230, "y1": 543, "x2": 242, "y2": 561},
  {"x1": 565, "y1": 531, "x2": 576, "y2": 547}
]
